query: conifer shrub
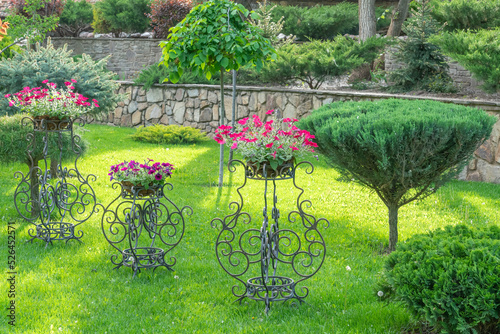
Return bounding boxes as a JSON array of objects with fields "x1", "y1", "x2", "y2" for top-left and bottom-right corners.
[
  {"x1": 147, "y1": 0, "x2": 193, "y2": 39},
  {"x1": 131, "y1": 124, "x2": 209, "y2": 144},
  {"x1": 431, "y1": 0, "x2": 500, "y2": 32},
  {"x1": 297, "y1": 99, "x2": 496, "y2": 251},
  {"x1": 388, "y1": 0, "x2": 455, "y2": 93},
  {"x1": 431, "y1": 28, "x2": 500, "y2": 93},
  {"x1": 378, "y1": 224, "x2": 500, "y2": 333},
  {"x1": 57, "y1": 0, "x2": 94, "y2": 37},
  {"x1": 93, "y1": 0, "x2": 151, "y2": 36},
  {"x1": 0, "y1": 41, "x2": 120, "y2": 118}
]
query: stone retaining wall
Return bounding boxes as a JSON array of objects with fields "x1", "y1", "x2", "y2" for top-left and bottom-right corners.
[
  {"x1": 99, "y1": 82, "x2": 500, "y2": 183},
  {"x1": 50, "y1": 38, "x2": 163, "y2": 79}
]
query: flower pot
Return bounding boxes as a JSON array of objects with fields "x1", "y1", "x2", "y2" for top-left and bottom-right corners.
[
  {"x1": 121, "y1": 181, "x2": 159, "y2": 197},
  {"x1": 246, "y1": 158, "x2": 295, "y2": 179},
  {"x1": 34, "y1": 115, "x2": 70, "y2": 131}
]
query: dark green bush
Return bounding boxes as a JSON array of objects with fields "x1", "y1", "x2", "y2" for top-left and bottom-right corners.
[
  {"x1": 297, "y1": 99, "x2": 496, "y2": 251},
  {"x1": 431, "y1": 0, "x2": 500, "y2": 32},
  {"x1": 379, "y1": 224, "x2": 500, "y2": 333},
  {"x1": 94, "y1": 0, "x2": 151, "y2": 36},
  {"x1": 269, "y1": 4, "x2": 392, "y2": 41},
  {"x1": 0, "y1": 41, "x2": 120, "y2": 118},
  {"x1": 432, "y1": 28, "x2": 500, "y2": 93},
  {"x1": 131, "y1": 124, "x2": 209, "y2": 144},
  {"x1": 388, "y1": 0, "x2": 455, "y2": 93},
  {"x1": 263, "y1": 36, "x2": 387, "y2": 89},
  {"x1": 57, "y1": 0, "x2": 94, "y2": 37}
]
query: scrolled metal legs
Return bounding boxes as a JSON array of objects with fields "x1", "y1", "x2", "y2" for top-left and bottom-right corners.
[
  {"x1": 211, "y1": 160, "x2": 329, "y2": 313},
  {"x1": 100, "y1": 183, "x2": 191, "y2": 277}
]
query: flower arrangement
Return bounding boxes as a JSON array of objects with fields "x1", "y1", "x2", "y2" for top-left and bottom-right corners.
[
  {"x1": 214, "y1": 110, "x2": 318, "y2": 172},
  {"x1": 5, "y1": 79, "x2": 99, "y2": 119},
  {"x1": 108, "y1": 159, "x2": 174, "y2": 189}
]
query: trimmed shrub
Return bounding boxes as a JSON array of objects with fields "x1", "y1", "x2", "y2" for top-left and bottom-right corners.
[
  {"x1": 131, "y1": 124, "x2": 209, "y2": 144},
  {"x1": 297, "y1": 99, "x2": 496, "y2": 251},
  {"x1": 432, "y1": 28, "x2": 500, "y2": 93},
  {"x1": 57, "y1": 0, "x2": 93, "y2": 37},
  {"x1": 147, "y1": 0, "x2": 193, "y2": 39},
  {"x1": 379, "y1": 224, "x2": 500, "y2": 333},
  {"x1": 388, "y1": 0, "x2": 454, "y2": 93},
  {"x1": 93, "y1": 0, "x2": 151, "y2": 36},
  {"x1": 263, "y1": 36, "x2": 387, "y2": 89},
  {"x1": 0, "y1": 41, "x2": 120, "y2": 118},
  {"x1": 431, "y1": 0, "x2": 500, "y2": 32}
]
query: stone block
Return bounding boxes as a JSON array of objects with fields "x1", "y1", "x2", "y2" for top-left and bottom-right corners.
[
  {"x1": 173, "y1": 101, "x2": 186, "y2": 124},
  {"x1": 115, "y1": 107, "x2": 123, "y2": 119},
  {"x1": 283, "y1": 103, "x2": 296, "y2": 119},
  {"x1": 187, "y1": 89, "x2": 199, "y2": 97},
  {"x1": 159, "y1": 114, "x2": 169, "y2": 125},
  {"x1": 475, "y1": 140, "x2": 494, "y2": 164},
  {"x1": 132, "y1": 111, "x2": 142, "y2": 125},
  {"x1": 258, "y1": 92, "x2": 266, "y2": 104},
  {"x1": 194, "y1": 98, "x2": 200, "y2": 109},
  {"x1": 238, "y1": 106, "x2": 249, "y2": 118},
  {"x1": 199, "y1": 89, "x2": 208, "y2": 100},
  {"x1": 165, "y1": 104, "x2": 173, "y2": 116},
  {"x1": 241, "y1": 95, "x2": 249, "y2": 105},
  {"x1": 121, "y1": 114, "x2": 132, "y2": 127},
  {"x1": 468, "y1": 159, "x2": 477, "y2": 171},
  {"x1": 477, "y1": 159, "x2": 500, "y2": 184},
  {"x1": 146, "y1": 88, "x2": 163, "y2": 103},
  {"x1": 175, "y1": 89, "x2": 185, "y2": 101},
  {"x1": 200, "y1": 108, "x2": 212, "y2": 122},
  {"x1": 146, "y1": 104, "x2": 162, "y2": 120},
  {"x1": 212, "y1": 105, "x2": 219, "y2": 121},
  {"x1": 200, "y1": 100, "x2": 210, "y2": 109},
  {"x1": 208, "y1": 91, "x2": 218, "y2": 104},
  {"x1": 127, "y1": 101, "x2": 137, "y2": 114}
]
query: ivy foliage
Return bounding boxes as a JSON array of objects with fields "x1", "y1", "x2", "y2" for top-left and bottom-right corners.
[
  {"x1": 0, "y1": 41, "x2": 121, "y2": 117},
  {"x1": 160, "y1": 0, "x2": 276, "y2": 83},
  {"x1": 297, "y1": 99, "x2": 496, "y2": 251},
  {"x1": 431, "y1": 28, "x2": 500, "y2": 93},
  {"x1": 131, "y1": 124, "x2": 209, "y2": 144},
  {"x1": 379, "y1": 224, "x2": 500, "y2": 333}
]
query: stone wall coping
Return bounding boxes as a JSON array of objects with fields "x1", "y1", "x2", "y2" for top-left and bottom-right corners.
[{"x1": 115, "y1": 81, "x2": 500, "y2": 109}]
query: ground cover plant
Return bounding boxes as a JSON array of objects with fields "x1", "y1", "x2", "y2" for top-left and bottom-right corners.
[{"x1": 0, "y1": 124, "x2": 499, "y2": 333}]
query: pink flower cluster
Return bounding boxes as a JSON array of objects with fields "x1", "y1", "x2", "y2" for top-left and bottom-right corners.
[
  {"x1": 214, "y1": 110, "x2": 318, "y2": 165},
  {"x1": 108, "y1": 159, "x2": 174, "y2": 186},
  {"x1": 5, "y1": 80, "x2": 99, "y2": 118}
]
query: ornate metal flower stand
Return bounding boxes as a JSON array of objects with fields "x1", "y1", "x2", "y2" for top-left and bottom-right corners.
[
  {"x1": 210, "y1": 160, "x2": 329, "y2": 313},
  {"x1": 13, "y1": 117, "x2": 97, "y2": 246},
  {"x1": 100, "y1": 183, "x2": 192, "y2": 277}
]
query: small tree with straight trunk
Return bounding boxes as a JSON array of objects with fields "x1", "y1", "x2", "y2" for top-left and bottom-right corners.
[
  {"x1": 159, "y1": 0, "x2": 276, "y2": 187},
  {"x1": 298, "y1": 99, "x2": 496, "y2": 252}
]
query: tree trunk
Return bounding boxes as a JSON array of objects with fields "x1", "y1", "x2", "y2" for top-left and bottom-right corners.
[
  {"x1": 30, "y1": 160, "x2": 41, "y2": 218},
  {"x1": 50, "y1": 159, "x2": 58, "y2": 179},
  {"x1": 229, "y1": 70, "x2": 237, "y2": 162},
  {"x1": 218, "y1": 70, "x2": 226, "y2": 188},
  {"x1": 388, "y1": 203, "x2": 399, "y2": 252},
  {"x1": 386, "y1": 0, "x2": 411, "y2": 37},
  {"x1": 359, "y1": 0, "x2": 376, "y2": 42}
]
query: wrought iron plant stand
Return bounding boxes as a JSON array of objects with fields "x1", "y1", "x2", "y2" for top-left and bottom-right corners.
[
  {"x1": 14, "y1": 117, "x2": 97, "y2": 246},
  {"x1": 99, "y1": 182, "x2": 192, "y2": 277},
  {"x1": 211, "y1": 160, "x2": 329, "y2": 313}
]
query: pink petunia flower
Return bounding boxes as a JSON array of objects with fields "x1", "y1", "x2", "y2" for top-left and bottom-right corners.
[
  {"x1": 42, "y1": 80, "x2": 49, "y2": 84},
  {"x1": 266, "y1": 110, "x2": 274, "y2": 114},
  {"x1": 231, "y1": 142, "x2": 238, "y2": 149},
  {"x1": 266, "y1": 143, "x2": 273, "y2": 148}
]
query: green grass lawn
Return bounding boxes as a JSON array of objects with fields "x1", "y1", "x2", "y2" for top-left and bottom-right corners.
[{"x1": 1, "y1": 124, "x2": 499, "y2": 333}]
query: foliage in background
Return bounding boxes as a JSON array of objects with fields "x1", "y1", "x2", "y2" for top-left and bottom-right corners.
[
  {"x1": 93, "y1": 0, "x2": 151, "y2": 36},
  {"x1": 0, "y1": 41, "x2": 120, "y2": 118},
  {"x1": 2, "y1": 0, "x2": 60, "y2": 54},
  {"x1": 298, "y1": 99, "x2": 496, "y2": 251},
  {"x1": 263, "y1": 36, "x2": 387, "y2": 89},
  {"x1": 268, "y1": 4, "x2": 392, "y2": 41},
  {"x1": 249, "y1": 0, "x2": 294, "y2": 47},
  {"x1": 57, "y1": 0, "x2": 93, "y2": 37},
  {"x1": 131, "y1": 124, "x2": 209, "y2": 144},
  {"x1": 379, "y1": 224, "x2": 500, "y2": 333},
  {"x1": 431, "y1": 0, "x2": 500, "y2": 32},
  {"x1": 387, "y1": 0, "x2": 454, "y2": 93},
  {"x1": 432, "y1": 28, "x2": 500, "y2": 93},
  {"x1": 0, "y1": 19, "x2": 22, "y2": 59},
  {"x1": 0, "y1": 113, "x2": 86, "y2": 166},
  {"x1": 147, "y1": 0, "x2": 193, "y2": 39}
]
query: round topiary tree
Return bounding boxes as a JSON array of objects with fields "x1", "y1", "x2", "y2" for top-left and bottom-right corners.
[
  {"x1": 0, "y1": 114, "x2": 87, "y2": 217},
  {"x1": 159, "y1": 0, "x2": 276, "y2": 187},
  {"x1": 298, "y1": 99, "x2": 496, "y2": 252}
]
